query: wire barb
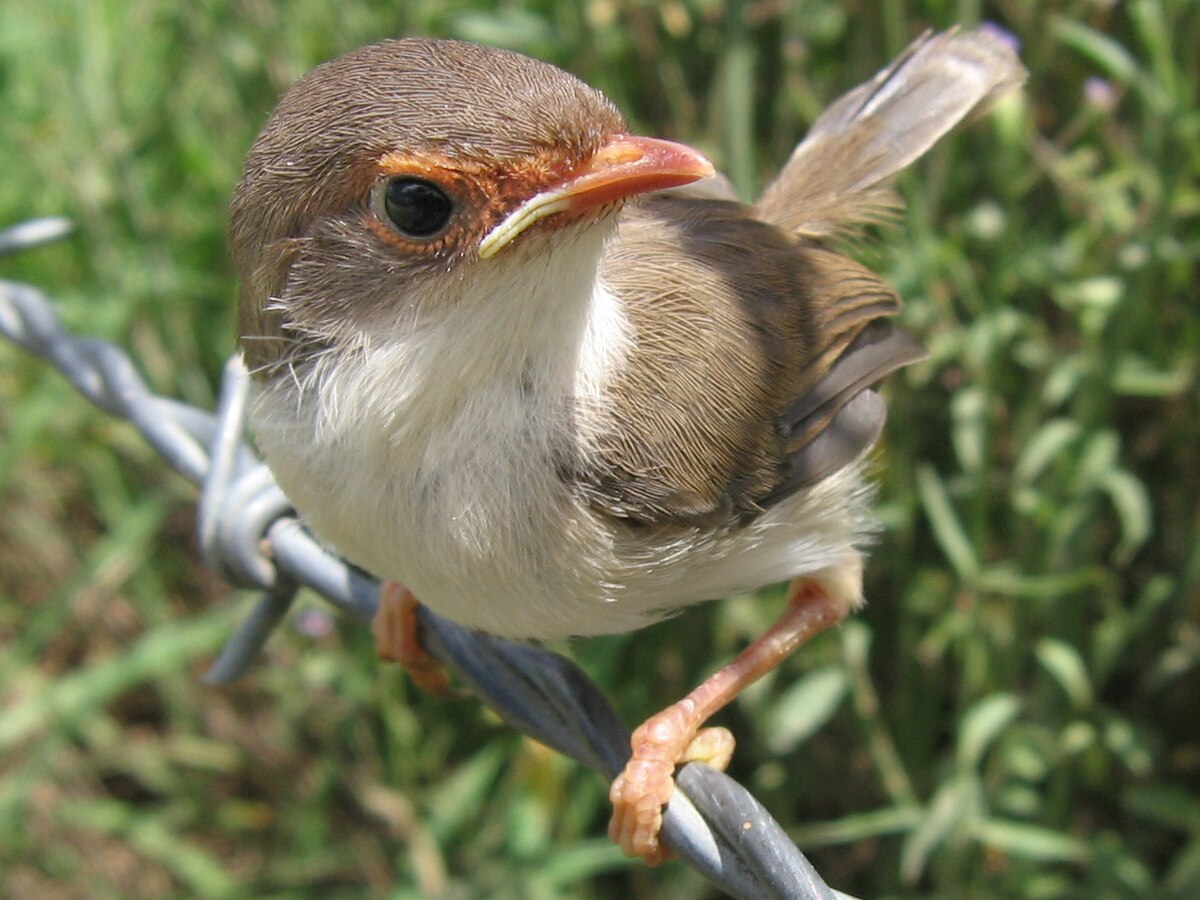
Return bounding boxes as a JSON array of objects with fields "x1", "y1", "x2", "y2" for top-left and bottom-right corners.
[{"x1": 1, "y1": 218, "x2": 858, "y2": 900}]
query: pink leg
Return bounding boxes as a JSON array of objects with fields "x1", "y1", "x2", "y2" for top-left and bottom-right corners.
[{"x1": 608, "y1": 574, "x2": 856, "y2": 864}]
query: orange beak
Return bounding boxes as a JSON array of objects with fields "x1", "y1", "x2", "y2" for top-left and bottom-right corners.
[{"x1": 479, "y1": 134, "x2": 714, "y2": 259}]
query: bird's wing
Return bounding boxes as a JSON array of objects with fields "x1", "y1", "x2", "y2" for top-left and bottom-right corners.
[{"x1": 572, "y1": 196, "x2": 924, "y2": 528}]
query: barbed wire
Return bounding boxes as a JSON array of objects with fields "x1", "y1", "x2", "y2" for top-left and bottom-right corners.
[{"x1": 1, "y1": 217, "x2": 857, "y2": 900}]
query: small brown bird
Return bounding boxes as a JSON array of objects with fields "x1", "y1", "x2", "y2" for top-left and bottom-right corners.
[{"x1": 230, "y1": 30, "x2": 1025, "y2": 863}]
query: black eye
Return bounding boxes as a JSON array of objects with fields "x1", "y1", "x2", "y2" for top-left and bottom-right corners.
[{"x1": 379, "y1": 177, "x2": 453, "y2": 238}]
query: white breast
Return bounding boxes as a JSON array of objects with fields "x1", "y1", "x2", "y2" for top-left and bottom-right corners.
[
  {"x1": 252, "y1": 229, "x2": 633, "y2": 637},
  {"x1": 251, "y1": 228, "x2": 875, "y2": 639}
]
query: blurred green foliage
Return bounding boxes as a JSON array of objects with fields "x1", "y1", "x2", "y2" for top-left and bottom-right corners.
[{"x1": 2, "y1": 0, "x2": 1198, "y2": 897}]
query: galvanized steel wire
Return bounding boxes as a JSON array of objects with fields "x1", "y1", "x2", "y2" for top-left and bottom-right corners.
[{"x1": 1, "y1": 218, "x2": 856, "y2": 900}]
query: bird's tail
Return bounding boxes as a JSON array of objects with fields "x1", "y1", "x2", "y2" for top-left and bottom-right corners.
[{"x1": 756, "y1": 27, "x2": 1026, "y2": 238}]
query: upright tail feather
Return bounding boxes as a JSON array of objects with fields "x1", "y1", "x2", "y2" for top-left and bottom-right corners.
[{"x1": 756, "y1": 27, "x2": 1027, "y2": 238}]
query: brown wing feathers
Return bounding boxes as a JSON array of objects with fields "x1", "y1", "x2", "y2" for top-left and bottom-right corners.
[{"x1": 581, "y1": 196, "x2": 918, "y2": 527}]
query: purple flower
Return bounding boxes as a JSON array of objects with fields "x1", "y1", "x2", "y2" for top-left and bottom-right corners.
[
  {"x1": 1084, "y1": 76, "x2": 1118, "y2": 111},
  {"x1": 295, "y1": 609, "x2": 335, "y2": 638},
  {"x1": 978, "y1": 22, "x2": 1021, "y2": 54}
]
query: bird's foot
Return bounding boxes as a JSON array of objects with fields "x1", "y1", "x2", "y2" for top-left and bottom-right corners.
[
  {"x1": 609, "y1": 705, "x2": 736, "y2": 865},
  {"x1": 372, "y1": 580, "x2": 456, "y2": 697},
  {"x1": 607, "y1": 564, "x2": 860, "y2": 865}
]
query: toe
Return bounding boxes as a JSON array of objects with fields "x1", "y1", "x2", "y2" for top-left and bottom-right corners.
[
  {"x1": 608, "y1": 757, "x2": 674, "y2": 863},
  {"x1": 681, "y1": 726, "x2": 736, "y2": 771}
]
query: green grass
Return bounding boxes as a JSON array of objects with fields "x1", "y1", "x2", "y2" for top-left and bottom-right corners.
[{"x1": 2, "y1": 0, "x2": 1198, "y2": 896}]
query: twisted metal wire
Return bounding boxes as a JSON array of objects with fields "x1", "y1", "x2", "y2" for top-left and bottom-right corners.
[{"x1": 1, "y1": 218, "x2": 856, "y2": 900}]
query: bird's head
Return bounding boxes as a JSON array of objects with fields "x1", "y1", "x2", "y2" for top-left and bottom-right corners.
[{"x1": 230, "y1": 38, "x2": 713, "y2": 375}]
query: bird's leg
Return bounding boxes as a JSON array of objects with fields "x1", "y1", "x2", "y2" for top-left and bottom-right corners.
[
  {"x1": 372, "y1": 580, "x2": 456, "y2": 697},
  {"x1": 608, "y1": 557, "x2": 863, "y2": 864}
]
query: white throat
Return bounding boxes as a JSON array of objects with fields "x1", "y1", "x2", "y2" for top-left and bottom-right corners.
[{"x1": 308, "y1": 223, "x2": 623, "y2": 434}]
